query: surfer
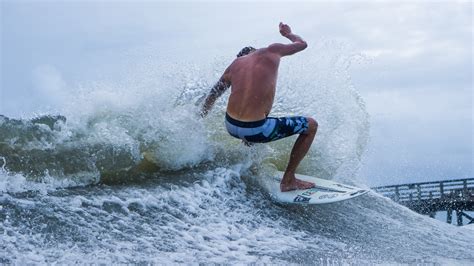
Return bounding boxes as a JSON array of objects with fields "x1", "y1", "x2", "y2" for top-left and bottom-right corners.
[{"x1": 201, "y1": 22, "x2": 318, "y2": 192}]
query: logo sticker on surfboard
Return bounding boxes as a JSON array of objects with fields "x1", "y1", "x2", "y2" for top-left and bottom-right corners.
[{"x1": 293, "y1": 195, "x2": 311, "y2": 203}]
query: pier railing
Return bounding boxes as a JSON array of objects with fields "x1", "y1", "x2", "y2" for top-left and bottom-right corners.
[{"x1": 372, "y1": 178, "x2": 474, "y2": 226}]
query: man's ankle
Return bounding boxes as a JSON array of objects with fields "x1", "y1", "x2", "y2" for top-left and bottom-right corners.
[{"x1": 283, "y1": 170, "x2": 295, "y2": 176}]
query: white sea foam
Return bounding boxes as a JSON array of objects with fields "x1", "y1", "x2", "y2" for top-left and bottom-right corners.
[{"x1": 2, "y1": 167, "x2": 473, "y2": 264}]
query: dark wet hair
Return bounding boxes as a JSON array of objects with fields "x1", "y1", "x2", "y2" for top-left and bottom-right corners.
[{"x1": 237, "y1": 46, "x2": 256, "y2": 57}]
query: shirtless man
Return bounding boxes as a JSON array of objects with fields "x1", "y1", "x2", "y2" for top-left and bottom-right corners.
[{"x1": 201, "y1": 22, "x2": 318, "y2": 192}]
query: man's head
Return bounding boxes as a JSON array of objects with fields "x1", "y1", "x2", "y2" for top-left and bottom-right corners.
[{"x1": 237, "y1": 46, "x2": 256, "y2": 57}]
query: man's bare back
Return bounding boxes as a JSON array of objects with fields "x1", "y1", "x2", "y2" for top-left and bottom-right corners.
[
  {"x1": 225, "y1": 49, "x2": 280, "y2": 121},
  {"x1": 201, "y1": 23, "x2": 318, "y2": 192}
]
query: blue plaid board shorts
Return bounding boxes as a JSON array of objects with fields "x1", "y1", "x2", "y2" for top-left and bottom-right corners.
[{"x1": 225, "y1": 113, "x2": 309, "y2": 143}]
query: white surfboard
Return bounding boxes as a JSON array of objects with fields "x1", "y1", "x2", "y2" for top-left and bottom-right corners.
[{"x1": 268, "y1": 171, "x2": 368, "y2": 204}]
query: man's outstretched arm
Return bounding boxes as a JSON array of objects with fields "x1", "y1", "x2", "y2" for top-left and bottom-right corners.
[
  {"x1": 200, "y1": 75, "x2": 231, "y2": 117},
  {"x1": 268, "y1": 22, "x2": 308, "y2": 56}
]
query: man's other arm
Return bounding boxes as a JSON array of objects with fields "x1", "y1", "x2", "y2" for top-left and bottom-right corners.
[{"x1": 200, "y1": 73, "x2": 231, "y2": 117}]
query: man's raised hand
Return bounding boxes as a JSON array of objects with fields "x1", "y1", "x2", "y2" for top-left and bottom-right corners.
[{"x1": 279, "y1": 22, "x2": 292, "y2": 37}]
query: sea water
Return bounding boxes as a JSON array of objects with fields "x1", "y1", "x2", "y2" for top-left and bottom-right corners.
[{"x1": 1, "y1": 45, "x2": 473, "y2": 264}]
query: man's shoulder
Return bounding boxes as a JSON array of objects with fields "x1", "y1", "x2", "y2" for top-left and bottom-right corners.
[
  {"x1": 266, "y1": 43, "x2": 284, "y2": 52},
  {"x1": 258, "y1": 45, "x2": 286, "y2": 60},
  {"x1": 256, "y1": 46, "x2": 276, "y2": 55}
]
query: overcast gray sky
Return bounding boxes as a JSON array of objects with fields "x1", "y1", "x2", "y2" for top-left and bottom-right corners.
[{"x1": 1, "y1": 1, "x2": 472, "y2": 186}]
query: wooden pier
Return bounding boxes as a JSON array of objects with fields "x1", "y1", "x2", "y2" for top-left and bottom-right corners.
[{"x1": 372, "y1": 178, "x2": 474, "y2": 226}]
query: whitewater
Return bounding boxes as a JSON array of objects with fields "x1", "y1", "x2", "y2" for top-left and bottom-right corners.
[{"x1": 1, "y1": 45, "x2": 473, "y2": 264}]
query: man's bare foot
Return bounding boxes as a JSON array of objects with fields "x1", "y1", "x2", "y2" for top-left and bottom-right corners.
[{"x1": 280, "y1": 174, "x2": 315, "y2": 192}]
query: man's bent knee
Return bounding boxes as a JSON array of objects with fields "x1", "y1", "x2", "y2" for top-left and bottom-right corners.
[{"x1": 306, "y1": 117, "x2": 318, "y2": 135}]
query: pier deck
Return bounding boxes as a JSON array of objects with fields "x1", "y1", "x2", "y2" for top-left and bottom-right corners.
[{"x1": 372, "y1": 178, "x2": 474, "y2": 225}]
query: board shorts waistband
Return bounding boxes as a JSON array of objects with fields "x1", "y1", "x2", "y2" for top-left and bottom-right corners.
[
  {"x1": 225, "y1": 113, "x2": 309, "y2": 143},
  {"x1": 225, "y1": 113, "x2": 266, "y2": 128}
]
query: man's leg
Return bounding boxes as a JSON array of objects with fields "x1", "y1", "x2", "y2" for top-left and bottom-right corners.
[{"x1": 280, "y1": 117, "x2": 318, "y2": 192}]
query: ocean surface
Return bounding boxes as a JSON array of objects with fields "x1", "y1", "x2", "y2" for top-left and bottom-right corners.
[{"x1": 1, "y1": 49, "x2": 473, "y2": 264}]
